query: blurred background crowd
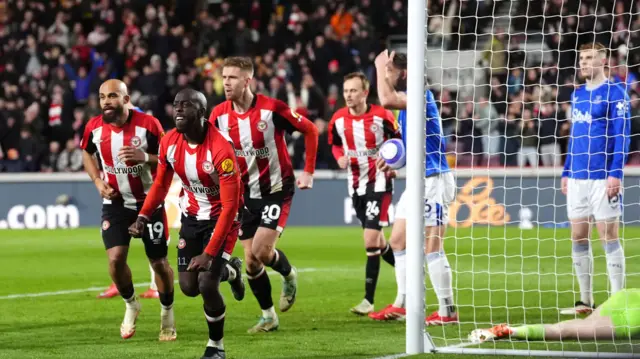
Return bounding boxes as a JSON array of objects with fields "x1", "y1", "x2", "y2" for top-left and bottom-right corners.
[{"x1": 0, "y1": 0, "x2": 639, "y2": 173}]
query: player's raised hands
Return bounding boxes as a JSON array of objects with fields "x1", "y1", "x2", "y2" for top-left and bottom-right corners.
[
  {"x1": 118, "y1": 146, "x2": 147, "y2": 163},
  {"x1": 128, "y1": 216, "x2": 148, "y2": 238},
  {"x1": 187, "y1": 253, "x2": 213, "y2": 272},
  {"x1": 94, "y1": 178, "x2": 119, "y2": 200},
  {"x1": 374, "y1": 50, "x2": 389, "y2": 69},
  {"x1": 607, "y1": 176, "x2": 622, "y2": 198}
]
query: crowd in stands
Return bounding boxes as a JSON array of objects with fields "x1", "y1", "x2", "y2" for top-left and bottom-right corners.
[
  {"x1": 0, "y1": 0, "x2": 639, "y2": 173},
  {"x1": 430, "y1": 0, "x2": 640, "y2": 167}
]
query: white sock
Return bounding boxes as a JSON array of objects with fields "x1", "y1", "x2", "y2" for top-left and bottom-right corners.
[
  {"x1": 124, "y1": 294, "x2": 137, "y2": 307},
  {"x1": 572, "y1": 241, "x2": 594, "y2": 305},
  {"x1": 426, "y1": 251, "x2": 455, "y2": 317},
  {"x1": 393, "y1": 250, "x2": 406, "y2": 308},
  {"x1": 262, "y1": 306, "x2": 276, "y2": 319},
  {"x1": 207, "y1": 339, "x2": 224, "y2": 350},
  {"x1": 149, "y1": 263, "x2": 158, "y2": 291},
  {"x1": 603, "y1": 240, "x2": 625, "y2": 294}
]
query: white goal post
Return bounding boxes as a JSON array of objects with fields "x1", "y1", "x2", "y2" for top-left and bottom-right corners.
[{"x1": 404, "y1": 0, "x2": 640, "y2": 357}]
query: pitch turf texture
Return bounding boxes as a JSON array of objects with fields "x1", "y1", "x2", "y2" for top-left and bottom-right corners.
[{"x1": 2, "y1": 227, "x2": 640, "y2": 359}]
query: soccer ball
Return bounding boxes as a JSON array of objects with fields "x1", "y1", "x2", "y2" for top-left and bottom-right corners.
[{"x1": 379, "y1": 139, "x2": 406, "y2": 170}]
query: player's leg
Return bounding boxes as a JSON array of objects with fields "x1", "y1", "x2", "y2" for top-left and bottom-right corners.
[
  {"x1": 197, "y1": 226, "x2": 239, "y2": 359},
  {"x1": 141, "y1": 213, "x2": 166, "y2": 299},
  {"x1": 251, "y1": 195, "x2": 297, "y2": 313},
  {"x1": 562, "y1": 179, "x2": 595, "y2": 315},
  {"x1": 142, "y1": 206, "x2": 176, "y2": 341},
  {"x1": 139, "y1": 263, "x2": 160, "y2": 299},
  {"x1": 592, "y1": 181, "x2": 625, "y2": 295},
  {"x1": 350, "y1": 193, "x2": 381, "y2": 314},
  {"x1": 424, "y1": 173, "x2": 457, "y2": 326},
  {"x1": 101, "y1": 207, "x2": 141, "y2": 339},
  {"x1": 198, "y1": 262, "x2": 228, "y2": 359},
  {"x1": 377, "y1": 192, "x2": 395, "y2": 267},
  {"x1": 97, "y1": 282, "x2": 120, "y2": 299},
  {"x1": 354, "y1": 191, "x2": 394, "y2": 314},
  {"x1": 239, "y1": 206, "x2": 279, "y2": 333},
  {"x1": 369, "y1": 193, "x2": 407, "y2": 321},
  {"x1": 378, "y1": 231, "x2": 395, "y2": 266}
]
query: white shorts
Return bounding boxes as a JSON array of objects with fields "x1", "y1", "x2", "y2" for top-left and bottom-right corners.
[
  {"x1": 566, "y1": 178, "x2": 622, "y2": 221},
  {"x1": 395, "y1": 172, "x2": 456, "y2": 226}
]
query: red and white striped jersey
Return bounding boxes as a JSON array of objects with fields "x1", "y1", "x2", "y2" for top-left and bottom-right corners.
[
  {"x1": 209, "y1": 94, "x2": 318, "y2": 200},
  {"x1": 157, "y1": 124, "x2": 242, "y2": 221},
  {"x1": 81, "y1": 110, "x2": 164, "y2": 210},
  {"x1": 328, "y1": 104, "x2": 400, "y2": 196}
]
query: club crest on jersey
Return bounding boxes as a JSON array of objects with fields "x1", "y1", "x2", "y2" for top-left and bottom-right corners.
[
  {"x1": 257, "y1": 120, "x2": 268, "y2": 132},
  {"x1": 178, "y1": 238, "x2": 186, "y2": 249},
  {"x1": 202, "y1": 161, "x2": 214, "y2": 174},
  {"x1": 616, "y1": 101, "x2": 630, "y2": 116},
  {"x1": 102, "y1": 220, "x2": 110, "y2": 231},
  {"x1": 130, "y1": 136, "x2": 142, "y2": 148},
  {"x1": 370, "y1": 124, "x2": 380, "y2": 133}
]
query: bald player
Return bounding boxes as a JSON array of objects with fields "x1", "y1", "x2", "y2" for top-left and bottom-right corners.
[
  {"x1": 98, "y1": 102, "x2": 162, "y2": 300},
  {"x1": 81, "y1": 79, "x2": 176, "y2": 341}
]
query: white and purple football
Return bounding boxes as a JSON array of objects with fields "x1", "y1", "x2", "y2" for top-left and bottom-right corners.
[{"x1": 379, "y1": 138, "x2": 406, "y2": 170}]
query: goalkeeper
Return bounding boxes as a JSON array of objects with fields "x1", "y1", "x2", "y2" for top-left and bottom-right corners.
[
  {"x1": 469, "y1": 288, "x2": 640, "y2": 342},
  {"x1": 560, "y1": 42, "x2": 631, "y2": 315}
]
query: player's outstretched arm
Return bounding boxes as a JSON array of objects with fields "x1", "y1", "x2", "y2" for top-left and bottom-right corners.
[{"x1": 375, "y1": 50, "x2": 407, "y2": 110}]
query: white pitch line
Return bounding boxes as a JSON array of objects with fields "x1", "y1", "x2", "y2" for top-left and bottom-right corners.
[
  {"x1": 369, "y1": 354, "x2": 410, "y2": 359},
  {"x1": 0, "y1": 268, "x2": 333, "y2": 300}
]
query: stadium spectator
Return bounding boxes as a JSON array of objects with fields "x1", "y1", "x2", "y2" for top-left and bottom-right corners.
[
  {"x1": 56, "y1": 138, "x2": 83, "y2": 172},
  {"x1": 3, "y1": 0, "x2": 640, "y2": 172},
  {"x1": 518, "y1": 109, "x2": 539, "y2": 168},
  {"x1": 41, "y1": 141, "x2": 60, "y2": 172}
]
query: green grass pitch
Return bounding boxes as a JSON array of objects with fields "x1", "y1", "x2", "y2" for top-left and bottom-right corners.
[{"x1": 1, "y1": 226, "x2": 640, "y2": 359}]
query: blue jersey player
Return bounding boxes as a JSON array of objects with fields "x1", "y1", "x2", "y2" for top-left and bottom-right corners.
[
  {"x1": 369, "y1": 50, "x2": 458, "y2": 326},
  {"x1": 560, "y1": 43, "x2": 630, "y2": 316}
]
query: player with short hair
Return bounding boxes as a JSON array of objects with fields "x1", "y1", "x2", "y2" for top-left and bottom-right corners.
[
  {"x1": 560, "y1": 42, "x2": 630, "y2": 315},
  {"x1": 129, "y1": 88, "x2": 245, "y2": 359},
  {"x1": 209, "y1": 56, "x2": 319, "y2": 333},
  {"x1": 328, "y1": 71, "x2": 399, "y2": 315},
  {"x1": 81, "y1": 79, "x2": 176, "y2": 340},
  {"x1": 370, "y1": 50, "x2": 458, "y2": 326},
  {"x1": 469, "y1": 288, "x2": 640, "y2": 342},
  {"x1": 98, "y1": 103, "x2": 162, "y2": 300}
]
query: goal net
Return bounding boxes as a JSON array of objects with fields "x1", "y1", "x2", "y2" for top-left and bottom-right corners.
[{"x1": 403, "y1": 0, "x2": 640, "y2": 356}]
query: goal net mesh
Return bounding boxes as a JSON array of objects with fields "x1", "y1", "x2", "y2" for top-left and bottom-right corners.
[{"x1": 421, "y1": 0, "x2": 640, "y2": 355}]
